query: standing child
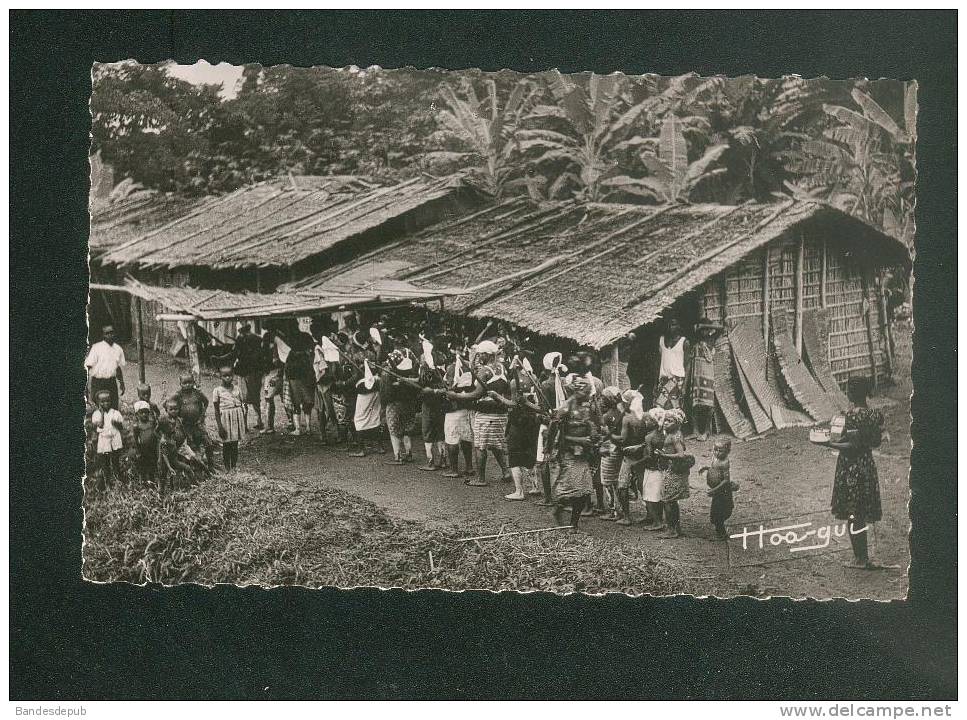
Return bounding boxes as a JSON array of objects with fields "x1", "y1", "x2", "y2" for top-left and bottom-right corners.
[
  {"x1": 174, "y1": 373, "x2": 213, "y2": 470},
  {"x1": 158, "y1": 398, "x2": 193, "y2": 492},
  {"x1": 131, "y1": 400, "x2": 160, "y2": 485},
  {"x1": 137, "y1": 383, "x2": 161, "y2": 420},
  {"x1": 260, "y1": 331, "x2": 283, "y2": 434},
  {"x1": 658, "y1": 409, "x2": 693, "y2": 539},
  {"x1": 596, "y1": 387, "x2": 624, "y2": 520},
  {"x1": 704, "y1": 436, "x2": 738, "y2": 540},
  {"x1": 212, "y1": 366, "x2": 245, "y2": 471},
  {"x1": 611, "y1": 389, "x2": 650, "y2": 525},
  {"x1": 640, "y1": 408, "x2": 667, "y2": 530},
  {"x1": 90, "y1": 390, "x2": 124, "y2": 488}
]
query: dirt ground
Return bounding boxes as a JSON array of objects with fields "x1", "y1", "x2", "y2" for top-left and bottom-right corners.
[{"x1": 108, "y1": 328, "x2": 912, "y2": 600}]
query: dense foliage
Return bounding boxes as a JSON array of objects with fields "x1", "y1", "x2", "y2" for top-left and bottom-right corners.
[{"x1": 91, "y1": 63, "x2": 916, "y2": 244}]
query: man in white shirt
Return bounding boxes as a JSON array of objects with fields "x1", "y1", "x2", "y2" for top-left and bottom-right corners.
[{"x1": 86, "y1": 324, "x2": 126, "y2": 409}]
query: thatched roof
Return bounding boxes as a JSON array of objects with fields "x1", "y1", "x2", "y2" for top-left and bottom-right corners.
[
  {"x1": 99, "y1": 174, "x2": 464, "y2": 270},
  {"x1": 294, "y1": 198, "x2": 910, "y2": 349},
  {"x1": 108, "y1": 276, "x2": 467, "y2": 322},
  {"x1": 89, "y1": 192, "x2": 196, "y2": 256}
]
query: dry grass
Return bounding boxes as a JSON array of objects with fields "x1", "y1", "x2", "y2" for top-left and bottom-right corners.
[{"x1": 83, "y1": 471, "x2": 690, "y2": 595}]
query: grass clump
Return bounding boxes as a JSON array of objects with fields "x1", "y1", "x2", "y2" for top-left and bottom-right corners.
[{"x1": 83, "y1": 471, "x2": 691, "y2": 595}]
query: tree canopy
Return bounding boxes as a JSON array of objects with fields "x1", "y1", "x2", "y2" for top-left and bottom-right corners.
[{"x1": 91, "y1": 63, "x2": 916, "y2": 245}]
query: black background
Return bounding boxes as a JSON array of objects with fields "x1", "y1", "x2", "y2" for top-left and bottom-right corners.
[{"x1": 10, "y1": 10, "x2": 957, "y2": 699}]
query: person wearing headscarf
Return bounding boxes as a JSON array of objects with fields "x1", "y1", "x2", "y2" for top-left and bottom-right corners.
[
  {"x1": 655, "y1": 317, "x2": 690, "y2": 411},
  {"x1": 610, "y1": 390, "x2": 653, "y2": 525},
  {"x1": 532, "y1": 352, "x2": 568, "y2": 506},
  {"x1": 456, "y1": 340, "x2": 511, "y2": 487},
  {"x1": 348, "y1": 331, "x2": 382, "y2": 458},
  {"x1": 486, "y1": 359, "x2": 542, "y2": 501},
  {"x1": 546, "y1": 375, "x2": 598, "y2": 528},
  {"x1": 657, "y1": 408, "x2": 693, "y2": 538},
  {"x1": 436, "y1": 344, "x2": 475, "y2": 477},
  {"x1": 596, "y1": 386, "x2": 624, "y2": 520},
  {"x1": 415, "y1": 343, "x2": 448, "y2": 472},
  {"x1": 328, "y1": 331, "x2": 357, "y2": 450},
  {"x1": 641, "y1": 407, "x2": 668, "y2": 529},
  {"x1": 284, "y1": 330, "x2": 316, "y2": 436},
  {"x1": 382, "y1": 346, "x2": 420, "y2": 465}
]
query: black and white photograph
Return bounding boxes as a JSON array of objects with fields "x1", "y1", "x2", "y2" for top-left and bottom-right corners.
[{"x1": 82, "y1": 60, "x2": 916, "y2": 600}]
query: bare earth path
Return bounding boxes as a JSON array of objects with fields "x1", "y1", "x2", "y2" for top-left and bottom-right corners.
[{"x1": 124, "y1": 336, "x2": 911, "y2": 600}]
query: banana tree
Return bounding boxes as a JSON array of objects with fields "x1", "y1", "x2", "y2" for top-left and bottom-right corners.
[
  {"x1": 672, "y1": 75, "x2": 837, "y2": 201},
  {"x1": 600, "y1": 115, "x2": 729, "y2": 203},
  {"x1": 433, "y1": 77, "x2": 538, "y2": 198},
  {"x1": 518, "y1": 71, "x2": 696, "y2": 202},
  {"x1": 784, "y1": 83, "x2": 916, "y2": 243}
]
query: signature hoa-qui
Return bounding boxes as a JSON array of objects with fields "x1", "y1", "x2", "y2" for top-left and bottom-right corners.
[{"x1": 730, "y1": 520, "x2": 868, "y2": 553}]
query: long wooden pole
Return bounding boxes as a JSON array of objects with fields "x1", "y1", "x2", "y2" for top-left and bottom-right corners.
[
  {"x1": 611, "y1": 344, "x2": 621, "y2": 387},
  {"x1": 794, "y1": 233, "x2": 805, "y2": 355},
  {"x1": 819, "y1": 238, "x2": 828, "y2": 309},
  {"x1": 877, "y1": 272, "x2": 894, "y2": 374},
  {"x1": 761, "y1": 246, "x2": 771, "y2": 342},
  {"x1": 716, "y1": 275, "x2": 727, "y2": 323},
  {"x1": 135, "y1": 297, "x2": 146, "y2": 383},
  {"x1": 185, "y1": 320, "x2": 201, "y2": 382},
  {"x1": 860, "y1": 274, "x2": 878, "y2": 391}
]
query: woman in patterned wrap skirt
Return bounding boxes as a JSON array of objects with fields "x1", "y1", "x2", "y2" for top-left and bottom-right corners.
[{"x1": 830, "y1": 376, "x2": 884, "y2": 569}]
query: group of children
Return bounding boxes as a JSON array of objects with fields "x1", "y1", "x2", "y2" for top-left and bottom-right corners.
[{"x1": 85, "y1": 366, "x2": 246, "y2": 492}]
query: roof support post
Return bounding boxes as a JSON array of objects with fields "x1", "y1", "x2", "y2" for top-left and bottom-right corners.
[
  {"x1": 185, "y1": 320, "x2": 201, "y2": 383},
  {"x1": 135, "y1": 296, "x2": 146, "y2": 384},
  {"x1": 860, "y1": 272, "x2": 878, "y2": 391},
  {"x1": 761, "y1": 246, "x2": 771, "y2": 343},
  {"x1": 878, "y1": 270, "x2": 894, "y2": 375},
  {"x1": 794, "y1": 233, "x2": 805, "y2": 355},
  {"x1": 718, "y1": 275, "x2": 728, "y2": 324},
  {"x1": 820, "y1": 238, "x2": 828, "y2": 309}
]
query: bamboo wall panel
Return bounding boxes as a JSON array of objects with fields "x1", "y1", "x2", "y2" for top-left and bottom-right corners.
[
  {"x1": 701, "y1": 282, "x2": 725, "y2": 324},
  {"x1": 722, "y1": 250, "x2": 765, "y2": 320},
  {"x1": 823, "y1": 247, "x2": 888, "y2": 384},
  {"x1": 802, "y1": 238, "x2": 823, "y2": 310},
  {"x1": 768, "y1": 238, "x2": 797, "y2": 314}
]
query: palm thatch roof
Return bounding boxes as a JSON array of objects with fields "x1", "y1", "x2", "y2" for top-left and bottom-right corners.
[
  {"x1": 89, "y1": 192, "x2": 196, "y2": 256},
  {"x1": 99, "y1": 174, "x2": 465, "y2": 270},
  {"x1": 291, "y1": 198, "x2": 910, "y2": 349},
  {"x1": 103, "y1": 276, "x2": 467, "y2": 322}
]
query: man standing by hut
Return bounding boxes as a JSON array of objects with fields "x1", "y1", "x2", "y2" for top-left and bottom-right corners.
[
  {"x1": 233, "y1": 324, "x2": 265, "y2": 432},
  {"x1": 654, "y1": 318, "x2": 690, "y2": 411},
  {"x1": 85, "y1": 324, "x2": 126, "y2": 410}
]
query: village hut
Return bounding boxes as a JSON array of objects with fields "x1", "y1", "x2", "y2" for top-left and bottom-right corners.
[
  {"x1": 91, "y1": 173, "x2": 478, "y2": 348},
  {"x1": 88, "y1": 188, "x2": 198, "y2": 341},
  {"x1": 294, "y1": 197, "x2": 910, "y2": 437}
]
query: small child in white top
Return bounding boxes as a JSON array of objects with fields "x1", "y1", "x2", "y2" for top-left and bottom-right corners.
[{"x1": 90, "y1": 390, "x2": 124, "y2": 487}]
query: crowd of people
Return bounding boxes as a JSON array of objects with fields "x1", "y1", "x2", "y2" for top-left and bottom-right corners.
[{"x1": 85, "y1": 309, "x2": 885, "y2": 560}]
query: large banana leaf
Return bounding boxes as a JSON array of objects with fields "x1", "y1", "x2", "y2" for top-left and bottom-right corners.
[
  {"x1": 851, "y1": 89, "x2": 909, "y2": 143},
  {"x1": 517, "y1": 129, "x2": 579, "y2": 147},
  {"x1": 600, "y1": 175, "x2": 667, "y2": 201},
  {"x1": 658, "y1": 115, "x2": 688, "y2": 182},
  {"x1": 590, "y1": 74, "x2": 620, "y2": 139},
  {"x1": 638, "y1": 153, "x2": 674, "y2": 185},
  {"x1": 682, "y1": 143, "x2": 729, "y2": 189}
]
